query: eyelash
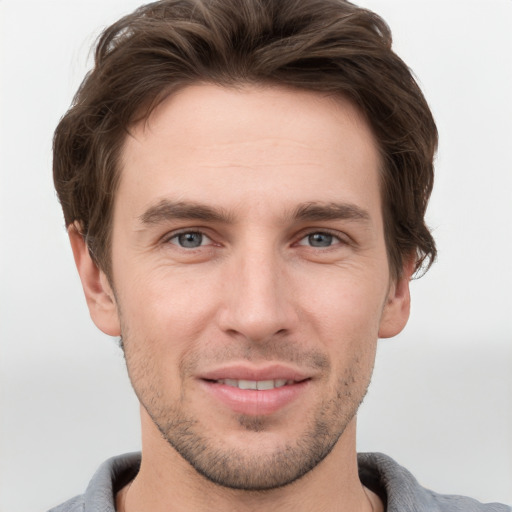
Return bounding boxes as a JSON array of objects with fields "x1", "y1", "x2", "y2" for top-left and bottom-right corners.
[
  {"x1": 164, "y1": 229, "x2": 348, "y2": 250},
  {"x1": 166, "y1": 230, "x2": 213, "y2": 249},
  {"x1": 296, "y1": 230, "x2": 347, "y2": 249}
]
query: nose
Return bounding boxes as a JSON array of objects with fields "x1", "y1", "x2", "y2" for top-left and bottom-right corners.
[{"x1": 217, "y1": 246, "x2": 298, "y2": 344}]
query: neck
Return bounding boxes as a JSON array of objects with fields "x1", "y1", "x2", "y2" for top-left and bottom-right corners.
[{"x1": 118, "y1": 410, "x2": 383, "y2": 512}]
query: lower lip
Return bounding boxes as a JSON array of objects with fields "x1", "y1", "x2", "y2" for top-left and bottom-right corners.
[{"x1": 201, "y1": 380, "x2": 310, "y2": 416}]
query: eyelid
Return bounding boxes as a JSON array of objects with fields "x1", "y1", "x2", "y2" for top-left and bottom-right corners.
[
  {"x1": 295, "y1": 228, "x2": 350, "y2": 247},
  {"x1": 163, "y1": 229, "x2": 214, "y2": 247},
  {"x1": 159, "y1": 227, "x2": 351, "y2": 249}
]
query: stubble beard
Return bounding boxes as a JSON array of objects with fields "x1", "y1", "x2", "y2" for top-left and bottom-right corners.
[
  {"x1": 146, "y1": 378, "x2": 366, "y2": 491},
  {"x1": 123, "y1": 338, "x2": 372, "y2": 492}
]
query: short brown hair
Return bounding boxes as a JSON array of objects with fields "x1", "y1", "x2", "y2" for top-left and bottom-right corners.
[{"x1": 53, "y1": 0, "x2": 437, "y2": 279}]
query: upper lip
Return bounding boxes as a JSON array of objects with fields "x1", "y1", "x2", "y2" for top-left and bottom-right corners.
[{"x1": 199, "y1": 364, "x2": 312, "y2": 382}]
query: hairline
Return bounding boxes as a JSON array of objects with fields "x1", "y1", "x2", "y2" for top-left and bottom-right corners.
[{"x1": 94, "y1": 80, "x2": 402, "y2": 283}]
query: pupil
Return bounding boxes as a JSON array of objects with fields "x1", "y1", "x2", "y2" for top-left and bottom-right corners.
[
  {"x1": 179, "y1": 232, "x2": 202, "y2": 248},
  {"x1": 309, "y1": 233, "x2": 332, "y2": 247}
]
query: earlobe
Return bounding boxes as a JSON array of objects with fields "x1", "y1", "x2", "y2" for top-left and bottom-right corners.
[
  {"x1": 378, "y1": 257, "x2": 415, "y2": 339},
  {"x1": 68, "y1": 224, "x2": 121, "y2": 336}
]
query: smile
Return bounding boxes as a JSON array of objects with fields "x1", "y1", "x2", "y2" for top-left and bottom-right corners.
[
  {"x1": 215, "y1": 379, "x2": 293, "y2": 390},
  {"x1": 202, "y1": 376, "x2": 310, "y2": 416}
]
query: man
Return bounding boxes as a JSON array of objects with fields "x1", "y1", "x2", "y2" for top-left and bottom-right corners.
[{"x1": 48, "y1": 0, "x2": 510, "y2": 511}]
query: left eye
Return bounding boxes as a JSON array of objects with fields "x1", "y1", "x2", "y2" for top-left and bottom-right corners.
[
  {"x1": 169, "y1": 231, "x2": 211, "y2": 248},
  {"x1": 298, "y1": 232, "x2": 339, "y2": 248}
]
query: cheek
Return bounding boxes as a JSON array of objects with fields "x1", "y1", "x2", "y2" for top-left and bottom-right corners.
[
  {"x1": 296, "y1": 269, "x2": 386, "y2": 391},
  {"x1": 120, "y1": 265, "x2": 217, "y2": 326},
  {"x1": 301, "y1": 269, "x2": 388, "y2": 343},
  {"x1": 116, "y1": 267, "x2": 223, "y2": 384}
]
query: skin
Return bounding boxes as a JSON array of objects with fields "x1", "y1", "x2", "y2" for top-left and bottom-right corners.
[{"x1": 70, "y1": 84, "x2": 413, "y2": 512}]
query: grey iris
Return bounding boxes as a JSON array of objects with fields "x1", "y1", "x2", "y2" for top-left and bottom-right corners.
[
  {"x1": 308, "y1": 233, "x2": 333, "y2": 247},
  {"x1": 178, "y1": 232, "x2": 203, "y2": 248}
]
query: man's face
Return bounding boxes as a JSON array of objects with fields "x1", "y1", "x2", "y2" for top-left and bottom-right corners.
[{"x1": 85, "y1": 85, "x2": 410, "y2": 490}]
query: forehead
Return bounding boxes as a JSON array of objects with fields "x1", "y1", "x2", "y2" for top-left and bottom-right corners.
[{"x1": 117, "y1": 84, "x2": 382, "y2": 219}]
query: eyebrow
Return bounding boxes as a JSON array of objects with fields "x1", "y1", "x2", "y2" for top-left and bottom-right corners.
[
  {"x1": 292, "y1": 202, "x2": 371, "y2": 223},
  {"x1": 139, "y1": 199, "x2": 371, "y2": 226},
  {"x1": 139, "y1": 200, "x2": 234, "y2": 225}
]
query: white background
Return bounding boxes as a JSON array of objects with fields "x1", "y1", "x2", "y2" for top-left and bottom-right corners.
[{"x1": 1, "y1": 1, "x2": 511, "y2": 511}]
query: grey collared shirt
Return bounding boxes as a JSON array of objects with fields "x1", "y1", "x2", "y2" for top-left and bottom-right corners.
[{"x1": 48, "y1": 452, "x2": 511, "y2": 512}]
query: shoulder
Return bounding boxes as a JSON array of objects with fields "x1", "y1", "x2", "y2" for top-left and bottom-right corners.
[
  {"x1": 358, "y1": 452, "x2": 511, "y2": 512},
  {"x1": 47, "y1": 495, "x2": 84, "y2": 512},
  {"x1": 426, "y1": 492, "x2": 511, "y2": 512},
  {"x1": 46, "y1": 452, "x2": 141, "y2": 512}
]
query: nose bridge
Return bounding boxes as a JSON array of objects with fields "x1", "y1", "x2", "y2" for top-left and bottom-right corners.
[{"x1": 219, "y1": 238, "x2": 296, "y2": 342}]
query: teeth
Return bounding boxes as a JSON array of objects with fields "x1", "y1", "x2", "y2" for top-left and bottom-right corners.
[
  {"x1": 256, "y1": 380, "x2": 274, "y2": 390},
  {"x1": 217, "y1": 379, "x2": 291, "y2": 390},
  {"x1": 238, "y1": 379, "x2": 258, "y2": 390}
]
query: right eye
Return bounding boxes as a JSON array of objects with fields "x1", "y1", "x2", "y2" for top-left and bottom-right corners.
[{"x1": 168, "y1": 231, "x2": 212, "y2": 248}]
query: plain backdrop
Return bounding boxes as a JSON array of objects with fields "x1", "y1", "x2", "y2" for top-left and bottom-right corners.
[{"x1": 0, "y1": 1, "x2": 511, "y2": 511}]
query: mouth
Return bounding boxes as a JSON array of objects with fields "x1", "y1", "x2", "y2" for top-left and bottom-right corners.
[
  {"x1": 210, "y1": 378, "x2": 298, "y2": 390},
  {"x1": 199, "y1": 369, "x2": 312, "y2": 416},
  {"x1": 200, "y1": 364, "x2": 311, "y2": 383}
]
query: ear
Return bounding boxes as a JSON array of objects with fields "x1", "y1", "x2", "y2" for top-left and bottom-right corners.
[
  {"x1": 378, "y1": 256, "x2": 416, "y2": 339},
  {"x1": 68, "y1": 224, "x2": 121, "y2": 336}
]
